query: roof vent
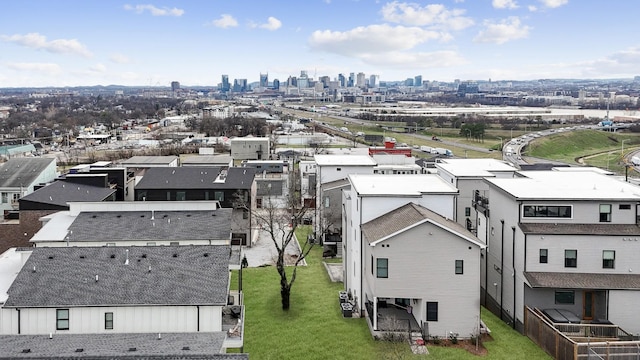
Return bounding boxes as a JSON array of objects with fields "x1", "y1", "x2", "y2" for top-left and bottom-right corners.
[
  {"x1": 110, "y1": 254, "x2": 115, "y2": 259},
  {"x1": 128, "y1": 347, "x2": 137, "y2": 352},
  {"x1": 142, "y1": 254, "x2": 147, "y2": 258},
  {"x1": 79, "y1": 255, "x2": 85, "y2": 259},
  {"x1": 140, "y1": 214, "x2": 145, "y2": 218},
  {"x1": 204, "y1": 253, "x2": 209, "y2": 257},
  {"x1": 125, "y1": 249, "x2": 129, "y2": 265},
  {"x1": 148, "y1": 265, "x2": 152, "y2": 272},
  {"x1": 92, "y1": 215, "x2": 97, "y2": 218},
  {"x1": 75, "y1": 349, "x2": 84, "y2": 353},
  {"x1": 48, "y1": 256, "x2": 54, "y2": 260},
  {"x1": 173, "y1": 253, "x2": 178, "y2": 258},
  {"x1": 49, "y1": 333, "x2": 52, "y2": 339},
  {"x1": 117, "y1": 215, "x2": 121, "y2": 218},
  {"x1": 182, "y1": 346, "x2": 190, "y2": 351},
  {"x1": 22, "y1": 349, "x2": 31, "y2": 353},
  {"x1": 95, "y1": 275, "x2": 99, "y2": 282},
  {"x1": 157, "y1": 333, "x2": 162, "y2": 340},
  {"x1": 32, "y1": 265, "x2": 36, "y2": 273}
]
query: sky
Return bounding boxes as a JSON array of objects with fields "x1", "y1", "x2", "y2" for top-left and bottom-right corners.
[{"x1": 1, "y1": 0, "x2": 639, "y2": 88}]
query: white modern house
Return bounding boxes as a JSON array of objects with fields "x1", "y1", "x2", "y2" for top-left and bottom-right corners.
[
  {"x1": 343, "y1": 174, "x2": 459, "y2": 312},
  {"x1": 0, "y1": 158, "x2": 57, "y2": 212},
  {"x1": 362, "y1": 202, "x2": 485, "y2": 339},
  {"x1": 482, "y1": 170, "x2": 640, "y2": 334},
  {"x1": 230, "y1": 137, "x2": 270, "y2": 161}
]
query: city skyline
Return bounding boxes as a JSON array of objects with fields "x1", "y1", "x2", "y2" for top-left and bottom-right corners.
[{"x1": 1, "y1": 0, "x2": 639, "y2": 88}]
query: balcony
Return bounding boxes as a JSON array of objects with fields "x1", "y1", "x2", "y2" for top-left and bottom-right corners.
[
  {"x1": 473, "y1": 190, "x2": 489, "y2": 214},
  {"x1": 222, "y1": 291, "x2": 245, "y2": 349}
]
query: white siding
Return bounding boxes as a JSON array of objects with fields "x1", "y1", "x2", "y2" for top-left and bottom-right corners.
[
  {"x1": 0, "y1": 308, "x2": 18, "y2": 334},
  {"x1": 608, "y1": 290, "x2": 640, "y2": 335},
  {"x1": 14, "y1": 306, "x2": 221, "y2": 335}
]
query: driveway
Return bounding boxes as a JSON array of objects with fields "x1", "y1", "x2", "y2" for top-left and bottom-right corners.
[{"x1": 242, "y1": 226, "x2": 304, "y2": 268}]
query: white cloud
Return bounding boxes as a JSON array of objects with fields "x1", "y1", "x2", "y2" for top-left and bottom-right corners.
[
  {"x1": 260, "y1": 17, "x2": 282, "y2": 31},
  {"x1": 109, "y1": 53, "x2": 131, "y2": 64},
  {"x1": 528, "y1": 5, "x2": 538, "y2": 11},
  {"x1": 211, "y1": 14, "x2": 238, "y2": 29},
  {"x1": 0, "y1": 33, "x2": 92, "y2": 58},
  {"x1": 5, "y1": 62, "x2": 62, "y2": 75},
  {"x1": 123, "y1": 4, "x2": 184, "y2": 16},
  {"x1": 492, "y1": 0, "x2": 519, "y2": 9},
  {"x1": 380, "y1": 1, "x2": 474, "y2": 30},
  {"x1": 539, "y1": 0, "x2": 568, "y2": 8},
  {"x1": 474, "y1": 17, "x2": 530, "y2": 44},
  {"x1": 309, "y1": 24, "x2": 448, "y2": 56},
  {"x1": 90, "y1": 63, "x2": 107, "y2": 73}
]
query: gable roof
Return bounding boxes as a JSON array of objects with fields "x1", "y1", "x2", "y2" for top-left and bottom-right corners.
[
  {"x1": 63, "y1": 209, "x2": 232, "y2": 242},
  {"x1": 19, "y1": 181, "x2": 116, "y2": 207},
  {"x1": 0, "y1": 333, "x2": 248, "y2": 359},
  {"x1": 135, "y1": 167, "x2": 255, "y2": 190},
  {"x1": 0, "y1": 158, "x2": 56, "y2": 188},
  {"x1": 362, "y1": 202, "x2": 485, "y2": 248},
  {"x1": 524, "y1": 271, "x2": 640, "y2": 290},
  {"x1": 120, "y1": 156, "x2": 179, "y2": 166},
  {"x1": 4, "y1": 246, "x2": 230, "y2": 307},
  {"x1": 519, "y1": 222, "x2": 640, "y2": 236}
]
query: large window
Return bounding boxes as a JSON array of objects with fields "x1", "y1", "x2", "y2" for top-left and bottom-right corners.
[
  {"x1": 564, "y1": 249, "x2": 577, "y2": 268},
  {"x1": 214, "y1": 191, "x2": 224, "y2": 202},
  {"x1": 426, "y1": 302, "x2": 438, "y2": 321},
  {"x1": 56, "y1": 309, "x2": 69, "y2": 330},
  {"x1": 105, "y1": 312, "x2": 113, "y2": 330},
  {"x1": 603, "y1": 250, "x2": 615, "y2": 269},
  {"x1": 599, "y1": 204, "x2": 612, "y2": 222},
  {"x1": 523, "y1": 205, "x2": 571, "y2": 218},
  {"x1": 539, "y1": 249, "x2": 548, "y2": 264},
  {"x1": 376, "y1": 258, "x2": 388, "y2": 278},
  {"x1": 455, "y1": 260, "x2": 464, "y2": 274},
  {"x1": 555, "y1": 291, "x2": 575, "y2": 305}
]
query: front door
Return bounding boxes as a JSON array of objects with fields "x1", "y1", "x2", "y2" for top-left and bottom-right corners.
[{"x1": 583, "y1": 291, "x2": 594, "y2": 320}]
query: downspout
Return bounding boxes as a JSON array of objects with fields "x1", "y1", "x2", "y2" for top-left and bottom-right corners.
[
  {"x1": 359, "y1": 195, "x2": 364, "y2": 313},
  {"x1": 512, "y1": 226, "x2": 516, "y2": 330},
  {"x1": 16, "y1": 308, "x2": 20, "y2": 334},
  {"x1": 484, "y1": 220, "x2": 489, "y2": 307},
  {"x1": 197, "y1": 305, "x2": 200, "y2": 332},
  {"x1": 500, "y1": 219, "x2": 505, "y2": 321}
]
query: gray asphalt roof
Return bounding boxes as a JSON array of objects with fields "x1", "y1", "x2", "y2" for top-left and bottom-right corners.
[
  {"x1": 120, "y1": 156, "x2": 179, "y2": 165},
  {"x1": 524, "y1": 271, "x2": 640, "y2": 290},
  {"x1": 0, "y1": 158, "x2": 56, "y2": 188},
  {"x1": 519, "y1": 223, "x2": 640, "y2": 236},
  {"x1": 66, "y1": 209, "x2": 232, "y2": 242},
  {"x1": 135, "y1": 167, "x2": 255, "y2": 190},
  {"x1": 4, "y1": 246, "x2": 231, "y2": 307},
  {"x1": 0, "y1": 333, "x2": 249, "y2": 359},
  {"x1": 19, "y1": 181, "x2": 116, "y2": 207}
]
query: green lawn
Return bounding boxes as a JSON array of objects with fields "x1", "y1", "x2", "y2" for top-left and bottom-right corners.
[{"x1": 231, "y1": 226, "x2": 551, "y2": 359}]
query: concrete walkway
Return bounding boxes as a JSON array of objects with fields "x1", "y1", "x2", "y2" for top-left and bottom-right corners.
[{"x1": 242, "y1": 227, "x2": 305, "y2": 268}]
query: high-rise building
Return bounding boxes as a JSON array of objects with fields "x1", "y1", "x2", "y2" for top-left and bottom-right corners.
[
  {"x1": 298, "y1": 71, "x2": 309, "y2": 88},
  {"x1": 338, "y1": 73, "x2": 346, "y2": 87},
  {"x1": 259, "y1": 73, "x2": 268, "y2": 88},
  {"x1": 356, "y1": 72, "x2": 366, "y2": 88},
  {"x1": 171, "y1": 81, "x2": 180, "y2": 92},
  {"x1": 369, "y1": 75, "x2": 379, "y2": 88},
  {"x1": 319, "y1": 76, "x2": 330, "y2": 89},
  {"x1": 348, "y1": 73, "x2": 355, "y2": 87},
  {"x1": 221, "y1": 75, "x2": 230, "y2": 92},
  {"x1": 233, "y1": 79, "x2": 247, "y2": 92},
  {"x1": 273, "y1": 79, "x2": 280, "y2": 90},
  {"x1": 414, "y1": 75, "x2": 422, "y2": 88}
]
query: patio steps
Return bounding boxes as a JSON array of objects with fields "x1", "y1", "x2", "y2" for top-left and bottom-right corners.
[{"x1": 410, "y1": 331, "x2": 428, "y2": 354}]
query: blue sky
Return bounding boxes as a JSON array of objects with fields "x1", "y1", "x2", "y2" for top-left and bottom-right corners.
[{"x1": 1, "y1": 0, "x2": 639, "y2": 87}]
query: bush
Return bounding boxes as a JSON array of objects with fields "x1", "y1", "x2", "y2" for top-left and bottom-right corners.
[
  {"x1": 430, "y1": 335, "x2": 441, "y2": 345},
  {"x1": 448, "y1": 332, "x2": 459, "y2": 344},
  {"x1": 380, "y1": 332, "x2": 407, "y2": 342}
]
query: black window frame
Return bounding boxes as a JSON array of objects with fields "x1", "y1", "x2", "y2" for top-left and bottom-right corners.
[
  {"x1": 523, "y1": 205, "x2": 572, "y2": 218},
  {"x1": 564, "y1": 249, "x2": 577, "y2": 268},
  {"x1": 555, "y1": 290, "x2": 575, "y2": 305},
  {"x1": 376, "y1": 258, "x2": 388, "y2": 278},
  {"x1": 426, "y1": 302, "x2": 438, "y2": 321},
  {"x1": 603, "y1": 250, "x2": 615, "y2": 269},
  {"x1": 539, "y1": 249, "x2": 548, "y2": 264},
  {"x1": 56, "y1": 309, "x2": 69, "y2": 330},
  {"x1": 105, "y1": 312, "x2": 113, "y2": 330},
  {"x1": 465, "y1": 207, "x2": 471, "y2": 217},
  {"x1": 455, "y1": 260, "x2": 464, "y2": 274},
  {"x1": 599, "y1": 204, "x2": 612, "y2": 222}
]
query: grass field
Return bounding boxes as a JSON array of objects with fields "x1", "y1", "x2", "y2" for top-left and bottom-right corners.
[{"x1": 231, "y1": 226, "x2": 551, "y2": 360}]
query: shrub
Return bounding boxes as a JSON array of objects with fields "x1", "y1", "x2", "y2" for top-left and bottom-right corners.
[
  {"x1": 448, "y1": 332, "x2": 459, "y2": 344},
  {"x1": 430, "y1": 335, "x2": 441, "y2": 345}
]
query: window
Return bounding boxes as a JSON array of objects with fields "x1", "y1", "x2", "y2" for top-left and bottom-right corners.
[
  {"x1": 599, "y1": 204, "x2": 612, "y2": 222},
  {"x1": 176, "y1": 191, "x2": 186, "y2": 201},
  {"x1": 371, "y1": 256, "x2": 373, "y2": 275},
  {"x1": 539, "y1": 249, "x2": 548, "y2": 264},
  {"x1": 426, "y1": 302, "x2": 438, "y2": 321},
  {"x1": 555, "y1": 291, "x2": 575, "y2": 305},
  {"x1": 523, "y1": 205, "x2": 572, "y2": 218},
  {"x1": 603, "y1": 250, "x2": 615, "y2": 269},
  {"x1": 619, "y1": 204, "x2": 631, "y2": 210},
  {"x1": 376, "y1": 258, "x2": 388, "y2": 278},
  {"x1": 146, "y1": 242, "x2": 156, "y2": 246},
  {"x1": 465, "y1": 207, "x2": 471, "y2": 217},
  {"x1": 1, "y1": 192, "x2": 7, "y2": 203},
  {"x1": 56, "y1": 309, "x2": 69, "y2": 330},
  {"x1": 564, "y1": 249, "x2": 577, "y2": 268},
  {"x1": 105, "y1": 312, "x2": 113, "y2": 330},
  {"x1": 455, "y1": 260, "x2": 464, "y2": 274},
  {"x1": 395, "y1": 298, "x2": 410, "y2": 307},
  {"x1": 214, "y1": 191, "x2": 224, "y2": 202},
  {"x1": 325, "y1": 197, "x2": 330, "y2": 208}
]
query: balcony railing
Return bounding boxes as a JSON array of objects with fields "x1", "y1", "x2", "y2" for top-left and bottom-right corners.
[{"x1": 223, "y1": 291, "x2": 244, "y2": 349}]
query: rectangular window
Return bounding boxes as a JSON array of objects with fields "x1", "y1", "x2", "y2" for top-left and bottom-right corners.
[
  {"x1": 539, "y1": 249, "x2": 548, "y2": 264},
  {"x1": 599, "y1": 204, "x2": 612, "y2": 222},
  {"x1": 105, "y1": 312, "x2": 113, "y2": 330},
  {"x1": 0, "y1": 192, "x2": 7, "y2": 203},
  {"x1": 455, "y1": 260, "x2": 464, "y2": 274},
  {"x1": 56, "y1": 309, "x2": 69, "y2": 330},
  {"x1": 465, "y1": 207, "x2": 471, "y2": 217},
  {"x1": 564, "y1": 249, "x2": 577, "y2": 268},
  {"x1": 603, "y1": 250, "x2": 615, "y2": 269},
  {"x1": 146, "y1": 242, "x2": 156, "y2": 246},
  {"x1": 555, "y1": 290, "x2": 575, "y2": 305},
  {"x1": 426, "y1": 302, "x2": 438, "y2": 321},
  {"x1": 376, "y1": 258, "x2": 388, "y2": 278},
  {"x1": 371, "y1": 256, "x2": 373, "y2": 275},
  {"x1": 214, "y1": 191, "x2": 224, "y2": 202},
  {"x1": 176, "y1": 191, "x2": 186, "y2": 201},
  {"x1": 619, "y1": 204, "x2": 631, "y2": 210},
  {"x1": 523, "y1": 205, "x2": 572, "y2": 218}
]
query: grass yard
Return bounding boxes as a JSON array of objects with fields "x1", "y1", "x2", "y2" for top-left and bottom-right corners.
[{"x1": 230, "y1": 226, "x2": 551, "y2": 359}]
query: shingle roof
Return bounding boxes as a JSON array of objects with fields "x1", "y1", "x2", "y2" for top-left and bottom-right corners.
[
  {"x1": 0, "y1": 158, "x2": 55, "y2": 188},
  {"x1": 0, "y1": 333, "x2": 248, "y2": 359},
  {"x1": 135, "y1": 167, "x2": 255, "y2": 190},
  {"x1": 4, "y1": 246, "x2": 231, "y2": 307},
  {"x1": 65, "y1": 209, "x2": 232, "y2": 242},
  {"x1": 362, "y1": 202, "x2": 483, "y2": 248},
  {"x1": 519, "y1": 223, "x2": 640, "y2": 236},
  {"x1": 19, "y1": 181, "x2": 116, "y2": 207},
  {"x1": 524, "y1": 271, "x2": 640, "y2": 290},
  {"x1": 120, "y1": 156, "x2": 179, "y2": 165}
]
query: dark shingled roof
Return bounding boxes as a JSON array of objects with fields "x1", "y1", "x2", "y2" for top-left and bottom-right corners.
[
  {"x1": 135, "y1": 167, "x2": 255, "y2": 190},
  {"x1": 0, "y1": 158, "x2": 56, "y2": 188},
  {"x1": 120, "y1": 156, "x2": 179, "y2": 165},
  {"x1": 5, "y1": 246, "x2": 231, "y2": 307},
  {"x1": 519, "y1": 223, "x2": 640, "y2": 236},
  {"x1": 524, "y1": 271, "x2": 640, "y2": 290},
  {"x1": 19, "y1": 181, "x2": 116, "y2": 207},
  {"x1": 0, "y1": 333, "x2": 248, "y2": 359},
  {"x1": 362, "y1": 202, "x2": 481, "y2": 246},
  {"x1": 65, "y1": 209, "x2": 232, "y2": 242}
]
